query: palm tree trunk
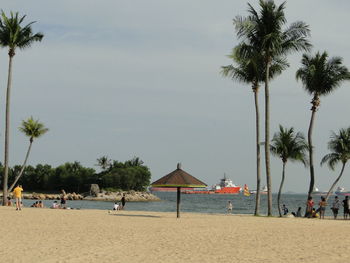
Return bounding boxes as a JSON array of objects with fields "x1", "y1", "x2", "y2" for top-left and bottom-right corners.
[
  {"x1": 253, "y1": 84, "x2": 261, "y2": 216},
  {"x1": 325, "y1": 162, "x2": 346, "y2": 201},
  {"x1": 8, "y1": 140, "x2": 33, "y2": 193},
  {"x1": 2, "y1": 54, "x2": 14, "y2": 206},
  {"x1": 265, "y1": 58, "x2": 272, "y2": 216},
  {"x1": 307, "y1": 106, "x2": 317, "y2": 199},
  {"x1": 277, "y1": 162, "x2": 286, "y2": 217}
]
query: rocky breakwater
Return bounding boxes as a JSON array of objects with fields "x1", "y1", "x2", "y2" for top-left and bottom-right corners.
[
  {"x1": 84, "y1": 190, "x2": 160, "y2": 202},
  {"x1": 21, "y1": 192, "x2": 83, "y2": 200}
]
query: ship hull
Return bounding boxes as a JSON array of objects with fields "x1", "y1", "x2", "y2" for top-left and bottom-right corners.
[
  {"x1": 149, "y1": 187, "x2": 192, "y2": 192},
  {"x1": 184, "y1": 187, "x2": 241, "y2": 195}
]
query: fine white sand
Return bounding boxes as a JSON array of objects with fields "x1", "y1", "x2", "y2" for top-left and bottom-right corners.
[{"x1": 1, "y1": 206, "x2": 349, "y2": 263}]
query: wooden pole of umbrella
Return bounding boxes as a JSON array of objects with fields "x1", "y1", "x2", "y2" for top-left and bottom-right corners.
[{"x1": 151, "y1": 163, "x2": 207, "y2": 218}]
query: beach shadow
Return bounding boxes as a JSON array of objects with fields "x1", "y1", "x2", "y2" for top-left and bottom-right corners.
[{"x1": 109, "y1": 213, "x2": 161, "y2": 218}]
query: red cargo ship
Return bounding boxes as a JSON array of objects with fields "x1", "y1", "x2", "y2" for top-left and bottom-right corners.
[{"x1": 184, "y1": 175, "x2": 241, "y2": 194}]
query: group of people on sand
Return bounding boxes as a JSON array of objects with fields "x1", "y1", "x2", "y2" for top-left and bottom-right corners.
[
  {"x1": 112, "y1": 194, "x2": 126, "y2": 211},
  {"x1": 31, "y1": 200, "x2": 45, "y2": 208},
  {"x1": 284, "y1": 195, "x2": 350, "y2": 219}
]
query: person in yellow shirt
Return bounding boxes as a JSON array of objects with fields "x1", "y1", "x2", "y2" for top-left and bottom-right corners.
[{"x1": 13, "y1": 185, "x2": 23, "y2": 211}]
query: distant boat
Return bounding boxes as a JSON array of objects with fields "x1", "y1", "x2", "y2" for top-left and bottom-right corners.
[
  {"x1": 184, "y1": 174, "x2": 241, "y2": 194},
  {"x1": 249, "y1": 185, "x2": 268, "y2": 195},
  {"x1": 335, "y1": 187, "x2": 350, "y2": 196},
  {"x1": 312, "y1": 186, "x2": 330, "y2": 196}
]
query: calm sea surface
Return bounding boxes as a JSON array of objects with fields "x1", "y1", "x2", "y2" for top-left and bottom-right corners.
[{"x1": 21, "y1": 192, "x2": 342, "y2": 217}]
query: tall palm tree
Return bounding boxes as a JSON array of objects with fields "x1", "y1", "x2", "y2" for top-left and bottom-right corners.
[
  {"x1": 0, "y1": 11, "x2": 43, "y2": 205},
  {"x1": 221, "y1": 47, "x2": 287, "y2": 215},
  {"x1": 270, "y1": 125, "x2": 308, "y2": 217},
  {"x1": 321, "y1": 128, "x2": 350, "y2": 201},
  {"x1": 8, "y1": 117, "x2": 48, "y2": 192},
  {"x1": 234, "y1": 0, "x2": 311, "y2": 215},
  {"x1": 296, "y1": 52, "x2": 350, "y2": 202}
]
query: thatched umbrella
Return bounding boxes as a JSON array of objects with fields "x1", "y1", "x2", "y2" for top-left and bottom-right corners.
[{"x1": 151, "y1": 163, "x2": 207, "y2": 218}]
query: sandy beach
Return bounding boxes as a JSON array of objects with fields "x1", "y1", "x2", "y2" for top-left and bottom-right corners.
[{"x1": 1, "y1": 206, "x2": 349, "y2": 263}]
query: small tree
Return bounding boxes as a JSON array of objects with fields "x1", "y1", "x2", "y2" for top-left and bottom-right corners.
[
  {"x1": 321, "y1": 128, "x2": 350, "y2": 201},
  {"x1": 8, "y1": 117, "x2": 48, "y2": 192},
  {"x1": 270, "y1": 125, "x2": 308, "y2": 217}
]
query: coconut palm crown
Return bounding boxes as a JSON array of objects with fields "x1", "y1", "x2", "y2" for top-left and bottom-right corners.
[
  {"x1": 321, "y1": 128, "x2": 350, "y2": 201},
  {"x1": 0, "y1": 11, "x2": 43, "y2": 55},
  {"x1": 270, "y1": 125, "x2": 308, "y2": 217},
  {"x1": 19, "y1": 117, "x2": 49, "y2": 143}
]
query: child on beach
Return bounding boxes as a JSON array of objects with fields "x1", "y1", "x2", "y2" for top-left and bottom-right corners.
[
  {"x1": 6, "y1": 197, "x2": 12, "y2": 206},
  {"x1": 227, "y1": 201, "x2": 233, "y2": 214},
  {"x1": 113, "y1": 202, "x2": 120, "y2": 211},
  {"x1": 282, "y1": 204, "x2": 288, "y2": 215}
]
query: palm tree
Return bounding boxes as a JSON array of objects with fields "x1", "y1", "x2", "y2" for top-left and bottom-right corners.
[
  {"x1": 0, "y1": 11, "x2": 43, "y2": 205},
  {"x1": 96, "y1": 156, "x2": 112, "y2": 171},
  {"x1": 8, "y1": 117, "x2": 48, "y2": 192},
  {"x1": 221, "y1": 47, "x2": 287, "y2": 215},
  {"x1": 296, "y1": 52, "x2": 350, "y2": 202},
  {"x1": 321, "y1": 128, "x2": 350, "y2": 201},
  {"x1": 270, "y1": 125, "x2": 308, "y2": 217},
  {"x1": 234, "y1": 0, "x2": 311, "y2": 215}
]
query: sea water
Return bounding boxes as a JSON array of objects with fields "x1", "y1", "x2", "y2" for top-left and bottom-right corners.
[{"x1": 22, "y1": 192, "x2": 340, "y2": 217}]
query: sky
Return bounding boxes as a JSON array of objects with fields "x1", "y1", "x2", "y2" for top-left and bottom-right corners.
[{"x1": 0, "y1": 0, "x2": 350, "y2": 193}]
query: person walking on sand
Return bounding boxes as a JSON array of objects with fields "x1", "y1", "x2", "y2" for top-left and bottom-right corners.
[
  {"x1": 121, "y1": 194, "x2": 126, "y2": 210},
  {"x1": 227, "y1": 201, "x2": 233, "y2": 214},
  {"x1": 343, "y1": 196, "x2": 349, "y2": 219},
  {"x1": 306, "y1": 196, "x2": 314, "y2": 218},
  {"x1": 331, "y1": 196, "x2": 341, "y2": 219},
  {"x1": 318, "y1": 196, "x2": 327, "y2": 219},
  {"x1": 13, "y1": 185, "x2": 23, "y2": 211}
]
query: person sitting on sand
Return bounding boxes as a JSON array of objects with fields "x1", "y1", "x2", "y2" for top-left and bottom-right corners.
[
  {"x1": 113, "y1": 202, "x2": 121, "y2": 211},
  {"x1": 311, "y1": 208, "x2": 319, "y2": 218},
  {"x1": 51, "y1": 201, "x2": 59, "y2": 209},
  {"x1": 291, "y1": 207, "x2": 302, "y2": 217},
  {"x1": 38, "y1": 201, "x2": 44, "y2": 208},
  {"x1": 6, "y1": 197, "x2": 12, "y2": 206},
  {"x1": 318, "y1": 196, "x2": 327, "y2": 219},
  {"x1": 227, "y1": 201, "x2": 233, "y2": 214}
]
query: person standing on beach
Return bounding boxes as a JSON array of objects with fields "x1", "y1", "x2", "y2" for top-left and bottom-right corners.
[
  {"x1": 121, "y1": 194, "x2": 126, "y2": 210},
  {"x1": 318, "y1": 196, "x2": 327, "y2": 219},
  {"x1": 332, "y1": 196, "x2": 340, "y2": 219},
  {"x1": 13, "y1": 185, "x2": 23, "y2": 211},
  {"x1": 227, "y1": 201, "x2": 233, "y2": 214},
  {"x1": 60, "y1": 189, "x2": 67, "y2": 209},
  {"x1": 342, "y1": 196, "x2": 349, "y2": 219},
  {"x1": 306, "y1": 196, "x2": 314, "y2": 218}
]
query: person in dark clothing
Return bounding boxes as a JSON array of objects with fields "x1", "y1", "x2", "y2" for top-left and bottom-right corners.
[
  {"x1": 343, "y1": 196, "x2": 349, "y2": 219},
  {"x1": 121, "y1": 194, "x2": 126, "y2": 210}
]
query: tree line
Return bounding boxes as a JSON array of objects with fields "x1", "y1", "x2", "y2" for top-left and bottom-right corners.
[
  {"x1": 222, "y1": 0, "x2": 350, "y2": 216},
  {"x1": 0, "y1": 157, "x2": 151, "y2": 193}
]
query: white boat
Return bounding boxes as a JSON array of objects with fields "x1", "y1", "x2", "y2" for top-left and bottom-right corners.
[
  {"x1": 312, "y1": 186, "x2": 329, "y2": 196},
  {"x1": 335, "y1": 187, "x2": 350, "y2": 196},
  {"x1": 249, "y1": 185, "x2": 268, "y2": 195}
]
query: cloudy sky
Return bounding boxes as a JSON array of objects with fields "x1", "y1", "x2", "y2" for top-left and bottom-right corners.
[{"x1": 1, "y1": 0, "x2": 350, "y2": 192}]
